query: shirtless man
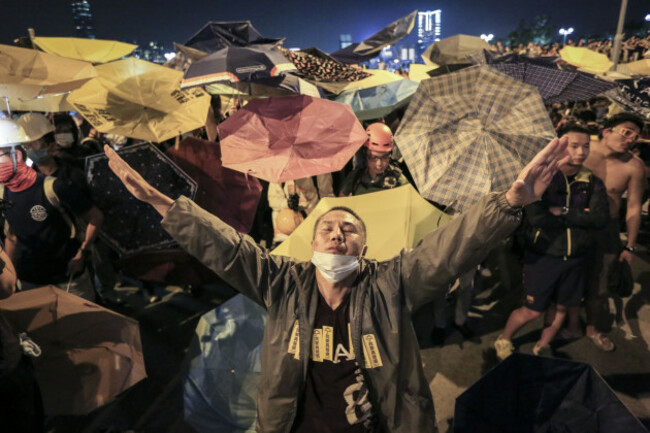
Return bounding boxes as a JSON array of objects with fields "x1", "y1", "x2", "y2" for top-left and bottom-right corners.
[{"x1": 569, "y1": 113, "x2": 646, "y2": 351}]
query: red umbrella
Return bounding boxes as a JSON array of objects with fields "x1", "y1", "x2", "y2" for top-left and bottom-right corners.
[
  {"x1": 166, "y1": 137, "x2": 262, "y2": 233},
  {"x1": 217, "y1": 95, "x2": 367, "y2": 183}
]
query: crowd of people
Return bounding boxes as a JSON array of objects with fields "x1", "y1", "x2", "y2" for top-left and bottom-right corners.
[
  {"x1": 0, "y1": 34, "x2": 649, "y2": 431},
  {"x1": 486, "y1": 33, "x2": 650, "y2": 62}
]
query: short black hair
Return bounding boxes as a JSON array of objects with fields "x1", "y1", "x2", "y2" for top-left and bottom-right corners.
[
  {"x1": 558, "y1": 122, "x2": 591, "y2": 138},
  {"x1": 603, "y1": 113, "x2": 644, "y2": 132},
  {"x1": 313, "y1": 206, "x2": 367, "y2": 241}
]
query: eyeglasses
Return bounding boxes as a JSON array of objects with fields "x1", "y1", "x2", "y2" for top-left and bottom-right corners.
[
  {"x1": 612, "y1": 127, "x2": 639, "y2": 141},
  {"x1": 367, "y1": 154, "x2": 391, "y2": 163}
]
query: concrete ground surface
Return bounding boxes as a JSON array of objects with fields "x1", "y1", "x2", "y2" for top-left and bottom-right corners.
[{"x1": 43, "y1": 238, "x2": 650, "y2": 433}]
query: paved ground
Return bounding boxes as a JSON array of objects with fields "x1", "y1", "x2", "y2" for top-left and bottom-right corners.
[{"x1": 43, "y1": 238, "x2": 650, "y2": 433}]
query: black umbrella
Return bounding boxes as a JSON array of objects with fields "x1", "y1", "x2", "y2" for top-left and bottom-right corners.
[
  {"x1": 454, "y1": 353, "x2": 647, "y2": 433},
  {"x1": 184, "y1": 21, "x2": 283, "y2": 53},
  {"x1": 330, "y1": 10, "x2": 417, "y2": 64},
  {"x1": 606, "y1": 78, "x2": 650, "y2": 119},
  {"x1": 180, "y1": 45, "x2": 296, "y2": 89},
  {"x1": 85, "y1": 142, "x2": 197, "y2": 254}
]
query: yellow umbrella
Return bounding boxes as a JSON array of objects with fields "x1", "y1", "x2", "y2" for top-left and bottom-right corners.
[
  {"x1": 67, "y1": 57, "x2": 211, "y2": 143},
  {"x1": 408, "y1": 63, "x2": 439, "y2": 82},
  {"x1": 32, "y1": 37, "x2": 137, "y2": 64},
  {"x1": 623, "y1": 59, "x2": 650, "y2": 76},
  {"x1": 271, "y1": 184, "x2": 451, "y2": 261},
  {"x1": 310, "y1": 69, "x2": 403, "y2": 95},
  {"x1": 0, "y1": 43, "x2": 96, "y2": 99},
  {"x1": 8, "y1": 93, "x2": 74, "y2": 112},
  {"x1": 560, "y1": 46, "x2": 613, "y2": 75}
]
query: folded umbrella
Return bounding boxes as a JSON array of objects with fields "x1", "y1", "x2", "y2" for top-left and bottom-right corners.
[
  {"x1": 184, "y1": 294, "x2": 266, "y2": 433},
  {"x1": 0, "y1": 286, "x2": 146, "y2": 415},
  {"x1": 181, "y1": 45, "x2": 296, "y2": 89},
  {"x1": 395, "y1": 65, "x2": 556, "y2": 213},
  {"x1": 86, "y1": 142, "x2": 198, "y2": 254},
  {"x1": 218, "y1": 95, "x2": 367, "y2": 183},
  {"x1": 68, "y1": 57, "x2": 211, "y2": 143},
  {"x1": 455, "y1": 353, "x2": 647, "y2": 433},
  {"x1": 272, "y1": 184, "x2": 451, "y2": 261},
  {"x1": 335, "y1": 78, "x2": 419, "y2": 121},
  {"x1": 31, "y1": 36, "x2": 137, "y2": 63},
  {"x1": 0, "y1": 43, "x2": 96, "y2": 99}
]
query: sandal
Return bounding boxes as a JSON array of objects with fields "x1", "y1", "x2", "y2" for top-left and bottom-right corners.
[{"x1": 588, "y1": 332, "x2": 615, "y2": 352}]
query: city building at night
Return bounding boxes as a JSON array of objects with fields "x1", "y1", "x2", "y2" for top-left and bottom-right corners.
[
  {"x1": 133, "y1": 41, "x2": 167, "y2": 64},
  {"x1": 71, "y1": 0, "x2": 95, "y2": 38},
  {"x1": 417, "y1": 10, "x2": 442, "y2": 52}
]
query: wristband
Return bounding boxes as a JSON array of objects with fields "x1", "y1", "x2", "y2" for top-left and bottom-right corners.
[{"x1": 623, "y1": 246, "x2": 637, "y2": 253}]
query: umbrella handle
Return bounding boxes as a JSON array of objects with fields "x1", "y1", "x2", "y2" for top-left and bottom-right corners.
[{"x1": 66, "y1": 274, "x2": 74, "y2": 292}]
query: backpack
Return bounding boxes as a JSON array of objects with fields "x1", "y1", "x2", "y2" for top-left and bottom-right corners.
[{"x1": 0, "y1": 176, "x2": 77, "y2": 240}]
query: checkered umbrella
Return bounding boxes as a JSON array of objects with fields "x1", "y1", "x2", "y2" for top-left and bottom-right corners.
[
  {"x1": 489, "y1": 62, "x2": 616, "y2": 103},
  {"x1": 394, "y1": 65, "x2": 556, "y2": 213}
]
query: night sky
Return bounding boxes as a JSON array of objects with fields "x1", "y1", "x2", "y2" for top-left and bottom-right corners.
[{"x1": 2, "y1": 1, "x2": 648, "y2": 53}]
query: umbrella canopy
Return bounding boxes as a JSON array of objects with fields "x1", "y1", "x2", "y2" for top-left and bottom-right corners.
[
  {"x1": 6, "y1": 93, "x2": 74, "y2": 112},
  {"x1": 272, "y1": 184, "x2": 451, "y2": 261},
  {"x1": 205, "y1": 73, "x2": 321, "y2": 98},
  {"x1": 329, "y1": 10, "x2": 417, "y2": 64},
  {"x1": 605, "y1": 78, "x2": 650, "y2": 119},
  {"x1": 0, "y1": 286, "x2": 146, "y2": 415},
  {"x1": 184, "y1": 294, "x2": 266, "y2": 433},
  {"x1": 181, "y1": 45, "x2": 296, "y2": 89},
  {"x1": 86, "y1": 142, "x2": 198, "y2": 254},
  {"x1": 68, "y1": 57, "x2": 211, "y2": 143},
  {"x1": 184, "y1": 21, "x2": 283, "y2": 54},
  {"x1": 560, "y1": 46, "x2": 613, "y2": 75},
  {"x1": 409, "y1": 63, "x2": 439, "y2": 82},
  {"x1": 166, "y1": 137, "x2": 263, "y2": 233},
  {"x1": 422, "y1": 35, "x2": 490, "y2": 66},
  {"x1": 218, "y1": 95, "x2": 367, "y2": 183},
  {"x1": 32, "y1": 36, "x2": 137, "y2": 63},
  {"x1": 335, "y1": 78, "x2": 419, "y2": 121},
  {"x1": 312, "y1": 69, "x2": 403, "y2": 95},
  {"x1": 395, "y1": 65, "x2": 556, "y2": 213},
  {"x1": 621, "y1": 59, "x2": 650, "y2": 77},
  {"x1": 0, "y1": 43, "x2": 96, "y2": 99},
  {"x1": 454, "y1": 353, "x2": 647, "y2": 433},
  {"x1": 173, "y1": 42, "x2": 210, "y2": 61},
  {"x1": 488, "y1": 62, "x2": 616, "y2": 103},
  {"x1": 278, "y1": 47, "x2": 370, "y2": 84}
]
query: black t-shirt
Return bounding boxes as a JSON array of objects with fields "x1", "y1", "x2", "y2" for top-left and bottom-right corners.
[
  {"x1": 4, "y1": 174, "x2": 93, "y2": 284},
  {"x1": 292, "y1": 293, "x2": 375, "y2": 433}
]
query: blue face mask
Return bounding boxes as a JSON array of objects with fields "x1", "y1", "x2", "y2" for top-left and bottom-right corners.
[{"x1": 26, "y1": 149, "x2": 51, "y2": 165}]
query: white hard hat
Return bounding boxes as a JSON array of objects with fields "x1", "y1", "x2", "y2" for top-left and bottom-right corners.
[
  {"x1": 17, "y1": 113, "x2": 55, "y2": 141},
  {"x1": 0, "y1": 119, "x2": 30, "y2": 147}
]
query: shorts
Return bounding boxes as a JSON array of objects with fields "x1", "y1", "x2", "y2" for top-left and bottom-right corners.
[{"x1": 522, "y1": 252, "x2": 586, "y2": 312}]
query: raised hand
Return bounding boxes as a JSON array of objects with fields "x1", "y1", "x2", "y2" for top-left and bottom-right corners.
[
  {"x1": 104, "y1": 145, "x2": 173, "y2": 217},
  {"x1": 505, "y1": 136, "x2": 570, "y2": 207}
]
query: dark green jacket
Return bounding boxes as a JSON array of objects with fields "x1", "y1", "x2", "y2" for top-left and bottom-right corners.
[{"x1": 161, "y1": 193, "x2": 521, "y2": 433}]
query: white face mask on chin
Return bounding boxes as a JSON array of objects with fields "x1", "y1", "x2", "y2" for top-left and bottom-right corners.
[{"x1": 311, "y1": 250, "x2": 360, "y2": 283}]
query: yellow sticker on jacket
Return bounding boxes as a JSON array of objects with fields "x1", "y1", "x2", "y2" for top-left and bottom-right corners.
[
  {"x1": 312, "y1": 329, "x2": 323, "y2": 362},
  {"x1": 322, "y1": 326, "x2": 334, "y2": 361},
  {"x1": 347, "y1": 323, "x2": 355, "y2": 359},
  {"x1": 288, "y1": 320, "x2": 299, "y2": 359},
  {"x1": 362, "y1": 334, "x2": 383, "y2": 368}
]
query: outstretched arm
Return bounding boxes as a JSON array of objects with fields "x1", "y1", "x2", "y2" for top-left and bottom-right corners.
[
  {"x1": 402, "y1": 136, "x2": 569, "y2": 310},
  {"x1": 104, "y1": 145, "x2": 174, "y2": 217}
]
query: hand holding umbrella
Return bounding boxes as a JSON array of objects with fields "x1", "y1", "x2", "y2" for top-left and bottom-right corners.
[
  {"x1": 104, "y1": 145, "x2": 173, "y2": 217},
  {"x1": 505, "y1": 136, "x2": 569, "y2": 207}
]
